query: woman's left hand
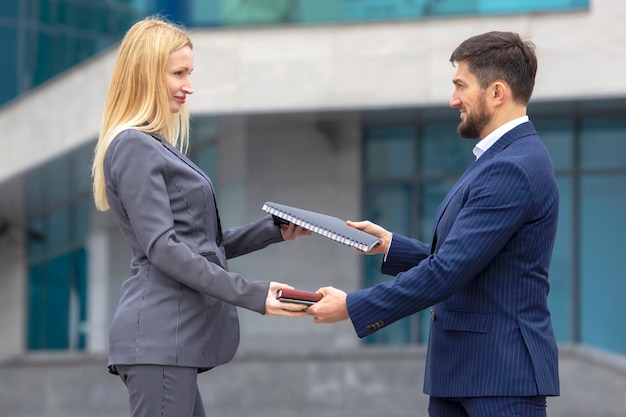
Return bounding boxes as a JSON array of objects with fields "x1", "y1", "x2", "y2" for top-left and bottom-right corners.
[
  {"x1": 280, "y1": 223, "x2": 312, "y2": 241},
  {"x1": 264, "y1": 282, "x2": 309, "y2": 317}
]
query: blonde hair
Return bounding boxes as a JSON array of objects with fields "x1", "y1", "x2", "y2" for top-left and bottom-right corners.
[{"x1": 92, "y1": 16, "x2": 193, "y2": 211}]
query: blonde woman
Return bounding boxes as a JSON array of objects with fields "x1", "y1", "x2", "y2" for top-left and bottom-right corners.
[{"x1": 92, "y1": 17, "x2": 309, "y2": 417}]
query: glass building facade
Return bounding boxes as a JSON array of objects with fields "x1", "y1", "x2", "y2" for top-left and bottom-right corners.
[
  {"x1": 0, "y1": 0, "x2": 146, "y2": 106},
  {"x1": 22, "y1": 98, "x2": 626, "y2": 355},
  {"x1": 0, "y1": 0, "x2": 588, "y2": 106}
]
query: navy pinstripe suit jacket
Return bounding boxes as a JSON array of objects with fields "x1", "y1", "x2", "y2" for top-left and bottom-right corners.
[{"x1": 347, "y1": 121, "x2": 560, "y2": 397}]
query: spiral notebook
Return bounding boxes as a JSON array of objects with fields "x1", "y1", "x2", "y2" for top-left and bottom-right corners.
[{"x1": 262, "y1": 201, "x2": 381, "y2": 252}]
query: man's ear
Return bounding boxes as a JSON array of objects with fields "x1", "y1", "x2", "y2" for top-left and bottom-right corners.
[{"x1": 491, "y1": 81, "x2": 507, "y2": 105}]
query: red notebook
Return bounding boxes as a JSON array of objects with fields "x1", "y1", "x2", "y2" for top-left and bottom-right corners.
[{"x1": 276, "y1": 288, "x2": 323, "y2": 305}]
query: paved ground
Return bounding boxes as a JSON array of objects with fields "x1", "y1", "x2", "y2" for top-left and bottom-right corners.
[
  {"x1": 547, "y1": 346, "x2": 626, "y2": 417},
  {"x1": 1, "y1": 344, "x2": 625, "y2": 417}
]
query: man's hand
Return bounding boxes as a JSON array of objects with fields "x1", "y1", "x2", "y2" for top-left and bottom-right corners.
[
  {"x1": 346, "y1": 220, "x2": 392, "y2": 255},
  {"x1": 264, "y1": 282, "x2": 309, "y2": 317},
  {"x1": 307, "y1": 287, "x2": 349, "y2": 323},
  {"x1": 280, "y1": 223, "x2": 312, "y2": 241}
]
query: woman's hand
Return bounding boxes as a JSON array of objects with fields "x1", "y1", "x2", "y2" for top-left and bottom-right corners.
[
  {"x1": 264, "y1": 282, "x2": 309, "y2": 317},
  {"x1": 280, "y1": 223, "x2": 312, "y2": 241}
]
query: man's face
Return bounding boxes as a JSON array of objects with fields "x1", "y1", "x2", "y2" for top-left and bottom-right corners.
[{"x1": 449, "y1": 61, "x2": 492, "y2": 139}]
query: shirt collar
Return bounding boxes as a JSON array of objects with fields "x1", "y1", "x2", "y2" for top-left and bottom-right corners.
[{"x1": 473, "y1": 115, "x2": 529, "y2": 159}]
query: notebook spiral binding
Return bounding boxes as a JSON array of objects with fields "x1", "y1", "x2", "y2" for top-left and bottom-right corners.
[{"x1": 262, "y1": 202, "x2": 379, "y2": 252}]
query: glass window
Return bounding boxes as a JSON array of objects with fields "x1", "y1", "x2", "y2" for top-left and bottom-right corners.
[
  {"x1": 0, "y1": 28, "x2": 18, "y2": 103},
  {"x1": 533, "y1": 119, "x2": 574, "y2": 172},
  {"x1": 344, "y1": 0, "x2": 425, "y2": 22},
  {"x1": 220, "y1": 0, "x2": 294, "y2": 26},
  {"x1": 420, "y1": 123, "x2": 475, "y2": 176},
  {"x1": 420, "y1": 179, "x2": 456, "y2": 241},
  {"x1": 184, "y1": 0, "x2": 589, "y2": 27},
  {"x1": 27, "y1": 249, "x2": 87, "y2": 350},
  {"x1": 580, "y1": 175, "x2": 626, "y2": 355},
  {"x1": 478, "y1": 0, "x2": 588, "y2": 13},
  {"x1": 580, "y1": 118, "x2": 626, "y2": 170},
  {"x1": 0, "y1": 0, "x2": 18, "y2": 17},
  {"x1": 548, "y1": 177, "x2": 573, "y2": 342},
  {"x1": 25, "y1": 142, "x2": 93, "y2": 351},
  {"x1": 3, "y1": 0, "x2": 142, "y2": 107},
  {"x1": 190, "y1": 116, "x2": 219, "y2": 182},
  {"x1": 365, "y1": 127, "x2": 415, "y2": 179},
  {"x1": 363, "y1": 183, "x2": 417, "y2": 344}
]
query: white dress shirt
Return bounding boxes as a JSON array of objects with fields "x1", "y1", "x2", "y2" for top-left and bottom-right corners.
[{"x1": 473, "y1": 115, "x2": 529, "y2": 160}]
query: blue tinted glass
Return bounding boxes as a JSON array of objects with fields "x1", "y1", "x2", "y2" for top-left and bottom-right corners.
[
  {"x1": 27, "y1": 265, "x2": 45, "y2": 349},
  {"x1": 26, "y1": 166, "x2": 46, "y2": 216},
  {"x1": 580, "y1": 174, "x2": 626, "y2": 355},
  {"x1": 364, "y1": 183, "x2": 412, "y2": 232},
  {"x1": 26, "y1": 216, "x2": 46, "y2": 260},
  {"x1": 548, "y1": 177, "x2": 573, "y2": 342},
  {"x1": 580, "y1": 118, "x2": 626, "y2": 170},
  {"x1": 185, "y1": 0, "x2": 587, "y2": 27},
  {"x1": 190, "y1": 116, "x2": 219, "y2": 145},
  {"x1": 72, "y1": 142, "x2": 94, "y2": 194},
  {"x1": 0, "y1": 1, "x2": 18, "y2": 17},
  {"x1": 47, "y1": 157, "x2": 71, "y2": 205},
  {"x1": 48, "y1": 206, "x2": 70, "y2": 249},
  {"x1": 297, "y1": 0, "x2": 343, "y2": 23},
  {"x1": 365, "y1": 127, "x2": 415, "y2": 179},
  {"x1": 344, "y1": 0, "x2": 425, "y2": 22},
  {"x1": 420, "y1": 179, "x2": 457, "y2": 241},
  {"x1": 194, "y1": 146, "x2": 218, "y2": 182},
  {"x1": 420, "y1": 123, "x2": 476, "y2": 176},
  {"x1": 429, "y1": 0, "x2": 477, "y2": 15},
  {"x1": 73, "y1": 248, "x2": 88, "y2": 349},
  {"x1": 72, "y1": 197, "x2": 91, "y2": 241},
  {"x1": 35, "y1": 32, "x2": 55, "y2": 84},
  {"x1": 220, "y1": 0, "x2": 293, "y2": 26},
  {"x1": 190, "y1": 0, "x2": 221, "y2": 26},
  {"x1": 479, "y1": 0, "x2": 587, "y2": 13},
  {"x1": 0, "y1": 28, "x2": 18, "y2": 103},
  {"x1": 363, "y1": 183, "x2": 415, "y2": 344},
  {"x1": 44, "y1": 254, "x2": 71, "y2": 349},
  {"x1": 534, "y1": 119, "x2": 573, "y2": 171}
]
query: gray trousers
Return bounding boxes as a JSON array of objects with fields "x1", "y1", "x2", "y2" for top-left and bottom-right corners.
[{"x1": 116, "y1": 364, "x2": 206, "y2": 417}]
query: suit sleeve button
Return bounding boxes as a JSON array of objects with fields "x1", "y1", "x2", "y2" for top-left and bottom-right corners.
[{"x1": 430, "y1": 309, "x2": 436, "y2": 321}]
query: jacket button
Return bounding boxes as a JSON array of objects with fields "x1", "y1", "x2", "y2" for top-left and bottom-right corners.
[
  {"x1": 365, "y1": 325, "x2": 372, "y2": 332},
  {"x1": 430, "y1": 309, "x2": 436, "y2": 321}
]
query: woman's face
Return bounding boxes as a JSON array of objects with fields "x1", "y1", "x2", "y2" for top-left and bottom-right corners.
[{"x1": 165, "y1": 45, "x2": 194, "y2": 113}]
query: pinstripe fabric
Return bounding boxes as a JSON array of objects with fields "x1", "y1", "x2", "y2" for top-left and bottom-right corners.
[
  {"x1": 347, "y1": 121, "x2": 560, "y2": 398},
  {"x1": 428, "y1": 396, "x2": 547, "y2": 417},
  {"x1": 116, "y1": 364, "x2": 206, "y2": 417}
]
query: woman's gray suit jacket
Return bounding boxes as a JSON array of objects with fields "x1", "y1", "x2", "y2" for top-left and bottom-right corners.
[{"x1": 104, "y1": 129, "x2": 283, "y2": 373}]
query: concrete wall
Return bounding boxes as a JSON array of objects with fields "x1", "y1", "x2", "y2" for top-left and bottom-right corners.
[{"x1": 0, "y1": 176, "x2": 26, "y2": 359}]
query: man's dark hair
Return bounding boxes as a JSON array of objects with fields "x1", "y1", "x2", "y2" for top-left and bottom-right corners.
[{"x1": 449, "y1": 31, "x2": 537, "y2": 105}]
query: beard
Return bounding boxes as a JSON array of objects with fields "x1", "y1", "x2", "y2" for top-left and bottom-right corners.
[{"x1": 457, "y1": 99, "x2": 491, "y2": 139}]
